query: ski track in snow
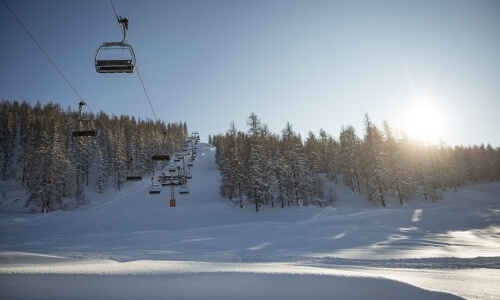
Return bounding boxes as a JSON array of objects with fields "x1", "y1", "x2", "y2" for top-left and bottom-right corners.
[{"x1": 1, "y1": 143, "x2": 499, "y2": 299}]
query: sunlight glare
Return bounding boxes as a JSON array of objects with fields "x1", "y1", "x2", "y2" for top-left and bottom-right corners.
[{"x1": 403, "y1": 92, "x2": 445, "y2": 144}]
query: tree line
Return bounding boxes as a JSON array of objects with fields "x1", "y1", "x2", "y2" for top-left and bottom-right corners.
[
  {"x1": 0, "y1": 99, "x2": 188, "y2": 212},
  {"x1": 211, "y1": 113, "x2": 500, "y2": 211}
]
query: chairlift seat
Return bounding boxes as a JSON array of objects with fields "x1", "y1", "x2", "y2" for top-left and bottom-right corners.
[
  {"x1": 152, "y1": 154, "x2": 170, "y2": 161},
  {"x1": 127, "y1": 175, "x2": 142, "y2": 181},
  {"x1": 96, "y1": 60, "x2": 134, "y2": 73},
  {"x1": 72, "y1": 130, "x2": 97, "y2": 138},
  {"x1": 149, "y1": 184, "x2": 161, "y2": 194}
]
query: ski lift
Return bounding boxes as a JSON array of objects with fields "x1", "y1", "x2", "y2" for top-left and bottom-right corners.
[
  {"x1": 149, "y1": 184, "x2": 161, "y2": 194},
  {"x1": 95, "y1": 17, "x2": 136, "y2": 73},
  {"x1": 72, "y1": 101, "x2": 97, "y2": 139},
  {"x1": 185, "y1": 172, "x2": 192, "y2": 179},
  {"x1": 187, "y1": 161, "x2": 194, "y2": 167},
  {"x1": 126, "y1": 158, "x2": 142, "y2": 181},
  {"x1": 179, "y1": 185, "x2": 189, "y2": 195},
  {"x1": 168, "y1": 166, "x2": 177, "y2": 173}
]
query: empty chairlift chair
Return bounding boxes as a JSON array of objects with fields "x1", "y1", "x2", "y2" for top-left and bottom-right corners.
[
  {"x1": 149, "y1": 184, "x2": 161, "y2": 194},
  {"x1": 72, "y1": 101, "x2": 97, "y2": 139},
  {"x1": 179, "y1": 185, "x2": 189, "y2": 195},
  {"x1": 95, "y1": 17, "x2": 136, "y2": 73},
  {"x1": 126, "y1": 158, "x2": 142, "y2": 180}
]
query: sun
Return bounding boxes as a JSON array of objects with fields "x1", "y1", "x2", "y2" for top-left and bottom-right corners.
[{"x1": 403, "y1": 96, "x2": 444, "y2": 143}]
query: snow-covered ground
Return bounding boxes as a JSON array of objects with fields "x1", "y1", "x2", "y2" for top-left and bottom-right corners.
[{"x1": 1, "y1": 143, "x2": 499, "y2": 299}]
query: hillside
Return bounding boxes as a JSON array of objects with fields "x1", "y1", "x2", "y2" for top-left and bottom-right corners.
[{"x1": 1, "y1": 143, "x2": 499, "y2": 300}]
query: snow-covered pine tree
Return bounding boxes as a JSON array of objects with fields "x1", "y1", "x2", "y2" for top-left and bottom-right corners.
[
  {"x1": 24, "y1": 103, "x2": 74, "y2": 212},
  {"x1": 382, "y1": 120, "x2": 417, "y2": 205},
  {"x1": 281, "y1": 122, "x2": 308, "y2": 206},
  {"x1": 338, "y1": 125, "x2": 362, "y2": 193},
  {"x1": 361, "y1": 114, "x2": 388, "y2": 207},
  {"x1": 259, "y1": 125, "x2": 279, "y2": 207},
  {"x1": 304, "y1": 131, "x2": 320, "y2": 174},
  {"x1": 112, "y1": 116, "x2": 128, "y2": 191},
  {"x1": 218, "y1": 122, "x2": 241, "y2": 203},
  {"x1": 246, "y1": 113, "x2": 265, "y2": 212},
  {"x1": 0, "y1": 100, "x2": 17, "y2": 180}
]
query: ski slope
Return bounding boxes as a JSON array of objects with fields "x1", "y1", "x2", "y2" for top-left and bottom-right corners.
[{"x1": 1, "y1": 143, "x2": 499, "y2": 299}]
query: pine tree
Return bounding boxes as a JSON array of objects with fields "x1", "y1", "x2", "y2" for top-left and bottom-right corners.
[
  {"x1": 338, "y1": 125, "x2": 362, "y2": 193},
  {"x1": 0, "y1": 100, "x2": 17, "y2": 180},
  {"x1": 281, "y1": 122, "x2": 308, "y2": 206},
  {"x1": 24, "y1": 103, "x2": 74, "y2": 212},
  {"x1": 246, "y1": 113, "x2": 265, "y2": 212},
  {"x1": 382, "y1": 121, "x2": 417, "y2": 205},
  {"x1": 113, "y1": 117, "x2": 128, "y2": 191},
  {"x1": 361, "y1": 114, "x2": 388, "y2": 207}
]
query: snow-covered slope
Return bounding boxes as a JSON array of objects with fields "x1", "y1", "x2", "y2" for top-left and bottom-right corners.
[{"x1": 1, "y1": 143, "x2": 499, "y2": 300}]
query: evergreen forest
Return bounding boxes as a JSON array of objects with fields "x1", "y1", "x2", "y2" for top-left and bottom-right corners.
[
  {"x1": 0, "y1": 100, "x2": 188, "y2": 212},
  {"x1": 211, "y1": 113, "x2": 500, "y2": 212}
]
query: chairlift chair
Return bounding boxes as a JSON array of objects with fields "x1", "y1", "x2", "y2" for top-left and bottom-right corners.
[
  {"x1": 187, "y1": 161, "x2": 194, "y2": 167},
  {"x1": 185, "y1": 172, "x2": 192, "y2": 179},
  {"x1": 179, "y1": 185, "x2": 189, "y2": 195},
  {"x1": 72, "y1": 101, "x2": 97, "y2": 139},
  {"x1": 126, "y1": 175, "x2": 142, "y2": 181},
  {"x1": 149, "y1": 184, "x2": 161, "y2": 194},
  {"x1": 95, "y1": 17, "x2": 136, "y2": 73}
]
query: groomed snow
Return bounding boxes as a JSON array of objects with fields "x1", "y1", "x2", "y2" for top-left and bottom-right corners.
[{"x1": 1, "y1": 143, "x2": 499, "y2": 299}]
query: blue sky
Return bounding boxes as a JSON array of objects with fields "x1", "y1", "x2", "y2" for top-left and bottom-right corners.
[{"x1": 1, "y1": 0, "x2": 499, "y2": 147}]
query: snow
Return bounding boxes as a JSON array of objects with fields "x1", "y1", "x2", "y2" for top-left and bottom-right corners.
[{"x1": 1, "y1": 143, "x2": 499, "y2": 299}]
